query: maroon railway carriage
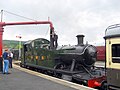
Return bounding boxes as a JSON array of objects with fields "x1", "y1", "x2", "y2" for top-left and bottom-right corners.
[{"x1": 96, "y1": 46, "x2": 105, "y2": 61}]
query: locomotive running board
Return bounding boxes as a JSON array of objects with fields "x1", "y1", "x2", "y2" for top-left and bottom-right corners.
[
  {"x1": 25, "y1": 63, "x2": 82, "y2": 75},
  {"x1": 55, "y1": 69, "x2": 82, "y2": 75}
]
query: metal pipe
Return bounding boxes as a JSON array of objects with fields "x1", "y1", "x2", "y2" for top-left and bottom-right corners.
[
  {"x1": 0, "y1": 26, "x2": 4, "y2": 71},
  {"x1": 3, "y1": 21, "x2": 53, "y2": 29}
]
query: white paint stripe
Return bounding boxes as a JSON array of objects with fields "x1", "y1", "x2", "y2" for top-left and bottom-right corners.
[{"x1": 13, "y1": 64, "x2": 97, "y2": 90}]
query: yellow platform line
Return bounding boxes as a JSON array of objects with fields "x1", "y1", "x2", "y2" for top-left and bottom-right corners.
[{"x1": 13, "y1": 64, "x2": 96, "y2": 90}]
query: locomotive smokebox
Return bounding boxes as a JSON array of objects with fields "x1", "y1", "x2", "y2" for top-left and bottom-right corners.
[{"x1": 76, "y1": 35, "x2": 84, "y2": 45}]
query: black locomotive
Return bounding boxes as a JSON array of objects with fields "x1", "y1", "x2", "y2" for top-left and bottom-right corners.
[
  {"x1": 56, "y1": 35, "x2": 96, "y2": 69},
  {"x1": 20, "y1": 34, "x2": 105, "y2": 89}
]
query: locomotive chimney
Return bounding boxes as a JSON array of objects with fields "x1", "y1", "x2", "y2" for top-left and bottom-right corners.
[{"x1": 76, "y1": 35, "x2": 84, "y2": 45}]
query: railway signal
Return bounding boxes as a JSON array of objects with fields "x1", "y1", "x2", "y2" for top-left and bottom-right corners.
[{"x1": 16, "y1": 35, "x2": 22, "y2": 59}]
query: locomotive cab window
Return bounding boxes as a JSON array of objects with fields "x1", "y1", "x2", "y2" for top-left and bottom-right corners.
[
  {"x1": 112, "y1": 44, "x2": 120, "y2": 63},
  {"x1": 41, "y1": 44, "x2": 50, "y2": 50},
  {"x1": 27, "y1": 44, "x2": 32, "y2": 51},
  {"x1": 31, "y1": 42, "x2": 34, "y2": 47}
]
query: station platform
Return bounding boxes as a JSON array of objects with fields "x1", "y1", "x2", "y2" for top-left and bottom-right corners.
[{"x1": 0, "y1": 63, "x2": 96, "y2": 90}]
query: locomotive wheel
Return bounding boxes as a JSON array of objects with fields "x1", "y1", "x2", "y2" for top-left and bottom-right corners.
[{"x1": 54, "y1": 63, "x2": 66, "y2": 78}]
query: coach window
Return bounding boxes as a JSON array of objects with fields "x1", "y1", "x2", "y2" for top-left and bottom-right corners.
[{"x1": 112, "y1": 44, "x2": 120, "y2": 63}]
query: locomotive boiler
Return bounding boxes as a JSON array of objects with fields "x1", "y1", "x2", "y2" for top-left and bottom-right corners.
[{"x1": 55, "y1": 35, "x2": 97, "y2": 70}]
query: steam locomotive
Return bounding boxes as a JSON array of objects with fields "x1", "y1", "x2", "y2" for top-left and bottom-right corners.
[
  {"x1": 20, "y1": 34, "x2": 105, "y2": 89},
  {"x1": 56, "y1": 35, "x2": 96, "y2": 68}
]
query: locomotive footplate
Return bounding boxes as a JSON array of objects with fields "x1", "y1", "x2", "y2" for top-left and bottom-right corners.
[
  {"x1": 55, "y1": 69, "x2": 83, "y2": 75},
  {"x1": 72, "y1": 69, "x2": 106, "y2": 88}
]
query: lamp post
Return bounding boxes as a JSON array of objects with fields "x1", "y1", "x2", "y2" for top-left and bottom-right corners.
[{"x1": 16, "y1": 35, "x2": 22, "y2": 60}]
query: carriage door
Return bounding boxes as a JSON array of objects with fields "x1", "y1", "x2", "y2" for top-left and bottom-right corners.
[{"x1": 106, "y1": 38, "x2": 120, "y2": 87}]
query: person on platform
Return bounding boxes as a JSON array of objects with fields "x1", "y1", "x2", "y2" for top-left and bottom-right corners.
[
  {"x1": 2, "y1": 49, "x2": 10, "y2": 74},
  {"x1": 9, "y1": 51, "x2": 13, "y2": 68}
]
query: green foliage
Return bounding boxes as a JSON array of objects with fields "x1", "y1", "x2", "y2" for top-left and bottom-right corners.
[{"x1": 3, "y1": 40, "x2": 25, "y2": 49}]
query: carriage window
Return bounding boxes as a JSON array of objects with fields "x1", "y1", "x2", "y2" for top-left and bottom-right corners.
[{"x1": 112, "y1": 44, "x2": 120, "y2": 63}]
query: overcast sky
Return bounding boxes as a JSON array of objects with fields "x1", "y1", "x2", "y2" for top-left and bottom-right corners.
[{"x1": 1, "y1": 0, "x2": 120, "y2": 46}]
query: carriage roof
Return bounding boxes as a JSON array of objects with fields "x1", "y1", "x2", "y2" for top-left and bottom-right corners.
[{"x1": 104, "y1": 24, "x2": 120, "y2": 39}]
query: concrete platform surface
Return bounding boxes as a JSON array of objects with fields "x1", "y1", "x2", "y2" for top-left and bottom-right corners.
[{"x1": 0, "y1": 64, "x2": 96, "y2": 90}]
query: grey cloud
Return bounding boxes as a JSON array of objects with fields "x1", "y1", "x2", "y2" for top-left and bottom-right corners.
[{"x1": 1, "y1": 0, "x2": 120, "y2": 45}]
